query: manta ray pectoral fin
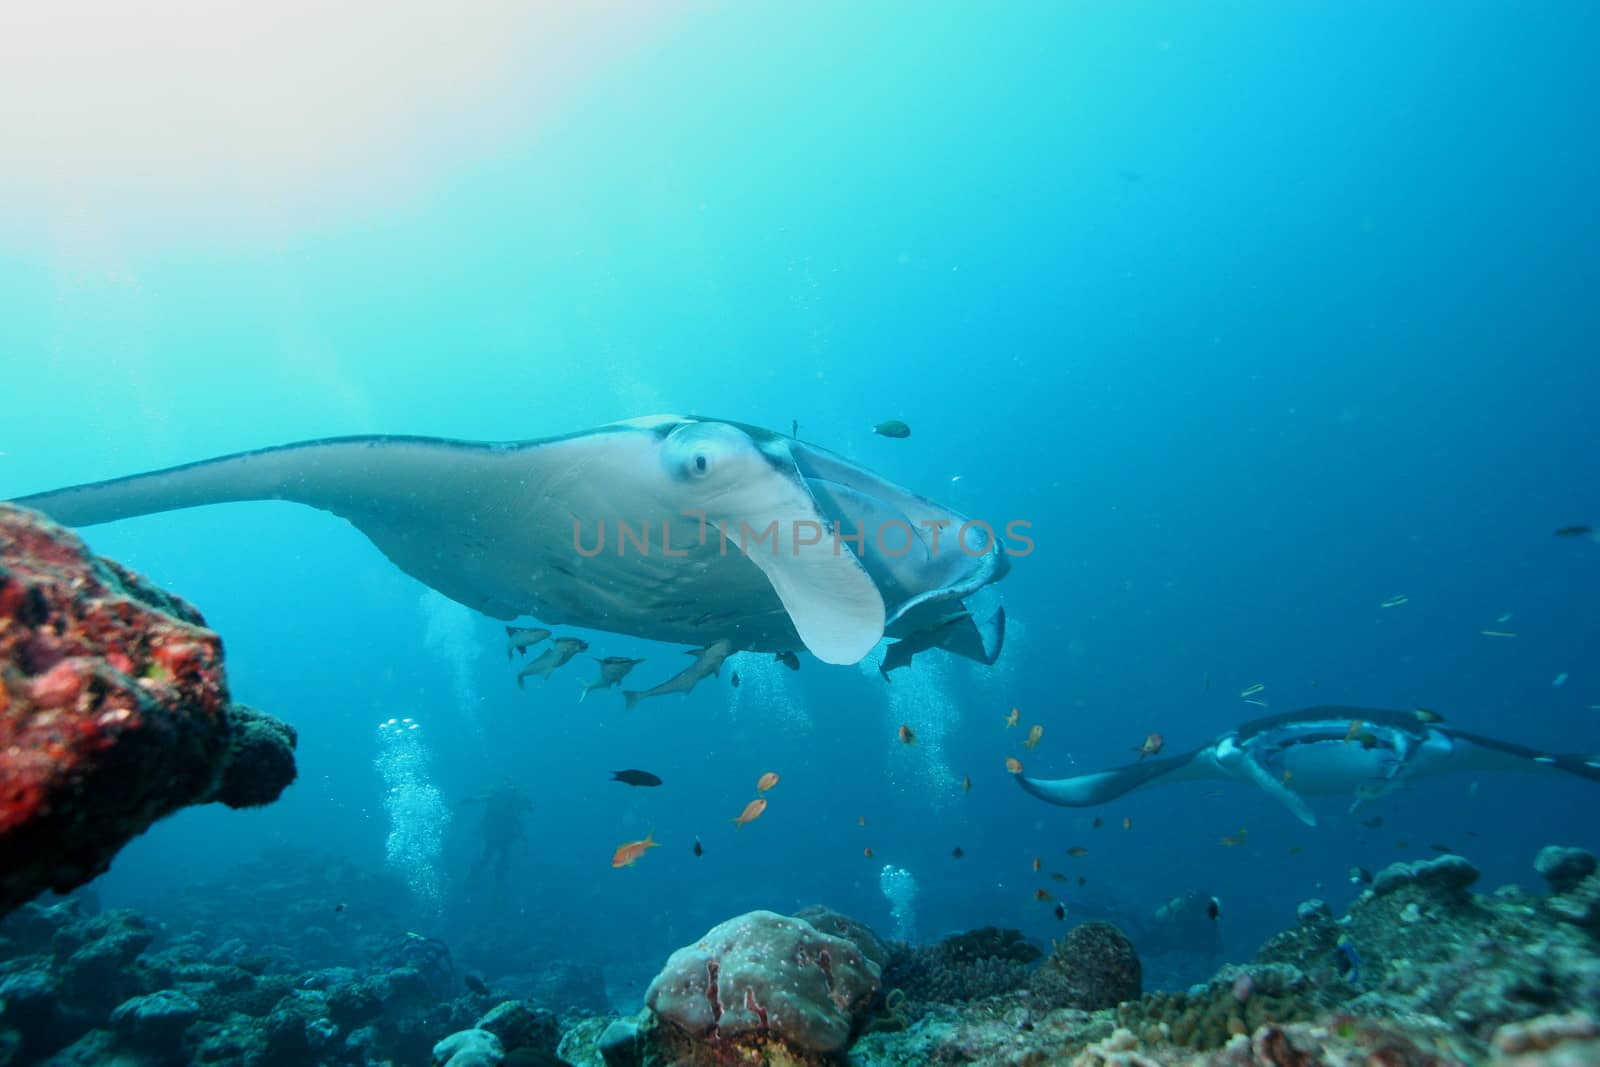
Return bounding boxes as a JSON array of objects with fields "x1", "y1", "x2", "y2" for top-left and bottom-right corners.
[
  {"x1": 1014, "y1": 749, "x2": 1214, "y2": 807},
  {"x1": 1440, "y1": 731, "x2": 1600, "y2": 785}
]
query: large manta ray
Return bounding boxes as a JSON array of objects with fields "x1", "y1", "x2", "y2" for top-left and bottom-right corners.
[
  {"x1": 10, "y1": 415, "x2": 1009, "y2": 667},
  {"x1": 1015, "y1": 706, "x2": 1600, "y2": 826}
]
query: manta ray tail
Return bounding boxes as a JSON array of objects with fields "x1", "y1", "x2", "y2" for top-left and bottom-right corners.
[{"x1": 1015, "y1": 748, "x2": 1213, "y2": 807}]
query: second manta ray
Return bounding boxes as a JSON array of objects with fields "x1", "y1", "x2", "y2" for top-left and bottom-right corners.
[
  {"x1": 1015, "y1": 706, "x2": 1600, "y2": 826},
  {"x1": 11, "y1": 415, "x2": 1010, "y2": 667}
]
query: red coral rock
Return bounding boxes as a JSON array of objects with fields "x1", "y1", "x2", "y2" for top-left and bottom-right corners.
[{"x1": 1, "y1": 503, "x2": 296, "y2": 916}]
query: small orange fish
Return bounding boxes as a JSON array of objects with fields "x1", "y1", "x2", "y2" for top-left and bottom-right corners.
[
  {"x1": 1122, "y1": 816, "x2": 1132, "y2": 831},
  {"x1": 731, "y1": 798, "x2": 768, "y2": 828},
  {"x1": 756, "y1": 772, "x2": 780, "y2": 792},
  {"x1": 1134, "y1": 733, "x2": 1163, "y2": 759},
  {"x1": 1034, "y1": 888, "x2": 1053, "y2": 901},
  {"x1": 1032, "y1": 855, "x2": 1042, "y2": 872},
  {"x1": 1067, "y1": 846, "x2": 1089, "y2": 858},
  {"x1": 898, "y1": 724, "x2": 916, "y2": 745},
  {"x1": 1050, "y1": 872, "x2": 1068, "y2": 882},
  {"x1": 863, "y1": 846, "x2": 875, "y2": 858},
  {"x1": 611, "y1": 832, "x2": 660, "y2": 868},
  {"x1": 1005, "y1": 757, "x2": 1023, "y2": 775},
  {"x1": 1005, "y1": 707, "x2": 1020, "y2": 728},
  {"x1": 961, "y1": 775, "x2": 973, "y2": 794},
  {"x1": 1024, "y1": 724, "x2": 1043, "y2": 750},
  {"x1": 1220, "y1": 827, "x2": 1249, "y2": 848}
]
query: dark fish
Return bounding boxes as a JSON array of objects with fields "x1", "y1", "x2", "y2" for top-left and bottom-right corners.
[
  {"x1": 774, "y1": 651, "x2": 800, "y2": 671},
  {"x1": 1092, "y1": 817, "x2": 1103, "y2": 829},
  {"x1": 1054, "y1": 903, "x2": 1066, "y2": 920},
  {"x1": 1430, "y1": 843, "x2": 1455, "y2": 854},
  {"x1": 1360, "y1": 815, "x2": 1385, "y2": 829},
  {"x1": 872, "y1": 420, "x2": 911, "y2": 439},
  {"x1": 334, "y1": 903, "x2": 345, "y2": 913},
  {"x1": 464, "y1": 975, "x2": 489, "y2": 996},
  {"x1": 1077, "y1": 876, "x2": 1087, "y2": 887},
  {"x1": 611, "y1": 769, "x2": 663, "y2": 787},
  {"x1": 1206, "y1": 897, "x2": 1221, "y2": 921},
  {"x1": 731, "y1": 671, "x2": 740, "y2": 689},
  {"x1": 951, "y1": 847, "x2": 964, "y2": 859},
  {"x1": 692, "y1": 837, "x2": 703, "y2": 858},
  {"x1": 1555, "y1": 524, "x2": 1594, "y2": 538},
  {"x1": 1350, "y1": 865, "x2": 1373, "y2": 885},
  {"x1": 791, "y1": 419, "x2": 799, "y2": 439}
]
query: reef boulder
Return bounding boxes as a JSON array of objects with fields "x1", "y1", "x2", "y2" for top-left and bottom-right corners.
[
  {"x1": 644, "y1": 908, "x2": 881, "y2": 1059},
  {"x1": 1030, "y1": 921, "x2": 1142, "y2": 1010},
  {"x1": 0, "y1": 503, "x2": 298, "y2": 916}
]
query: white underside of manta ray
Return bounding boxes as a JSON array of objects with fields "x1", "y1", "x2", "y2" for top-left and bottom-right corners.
[
  {"x1": 1015, "y1": 706, "x2": 1600, "y2": 826},
  {"x1": 10, "y1": 415, "x2": 1010, "y2": 668}
]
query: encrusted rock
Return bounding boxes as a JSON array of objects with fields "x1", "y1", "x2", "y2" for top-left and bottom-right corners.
[
  {"x1": 473, "y1": 1000, "x2": 559, "y2": 1055},
  {"x1": 1295, "y1": 899, "x2": 1332, "y2": 924},
  {"x1": 109, "y1": 989, "x2": 201, "y2": 1049},
  {"x1": 1493, "y1": 1010, "x2": 1600, "y2": 1054},
  {"x1": 1535, "y1": 847, "x2": 1598, "y2": 895},
  {"x1": 644, "y1": 909, "x2": 880, "y2": 1055},
  {"x1": 0, "y1": 504, "x2": 298, "y2": 917},
  {"x1": 792, "y1": 904, "x2": 890, "y2": 970},
  {"x1": 1372, "y1": 854, "x2": 1480, "y2": 898},
  {"x1": 597, "y1": 1017, "x2": 641, "y2": 1067},
  {"x1": 1031, "y1": 922, "x2": 1142, "y2": 1011},
  {"x1": 433, "y1": 1027, "x2": 505, "y2": 1067}
]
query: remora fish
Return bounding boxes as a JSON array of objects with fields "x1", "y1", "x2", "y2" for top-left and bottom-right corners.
[
  {"x1": 506, "y1": 625, "x2": 552, "y2": 660},
  {"x1": 581, "y1": 656, "x2": 646, "y2": 701},
  {"x1": 516, "y1": 637, "x2": 589, "y2": 687},
  {"x1": 623, "y1": 640, "x2": 733, "y2": 709}
]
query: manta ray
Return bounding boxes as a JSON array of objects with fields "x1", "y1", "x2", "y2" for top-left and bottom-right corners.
[
  {"x1": 1015, "y1": 706, "x2": 1600, "y2": 826},
  {"x1": 11, "y1": 415, "x2": 1009, "y2": 667}
]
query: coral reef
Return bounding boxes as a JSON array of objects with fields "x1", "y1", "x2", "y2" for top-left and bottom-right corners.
[
  {"x1": 0, "y1": 892, "x2": 575, "y2": 1065},
  {"x1": 641, "y1": 909, "x2": 880, "y2": 1063},
  {"x1": 4, "y1": 838, "x2": 1600, "y2": 1066},
  {"x1": 881, "y1": 926, "x2": 1042, "y2": 1009},
  {"x1": 1031, "y1": 922, "x2": 1141, "y2": 1011},
  {"x1": 0, "y1": 503, "x2": 298, "y2": 916}
]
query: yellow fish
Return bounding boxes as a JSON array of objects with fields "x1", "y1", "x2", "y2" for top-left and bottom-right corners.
[{"x1": 730, "y1": 798, "x2": 768, "y2": 828}]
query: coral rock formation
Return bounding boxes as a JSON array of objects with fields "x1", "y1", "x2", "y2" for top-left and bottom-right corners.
[
  {"x1": 642, "y1": 909, "x2": 881, "y2": 1063},
  {"x1": 0, "y1": 504, "x2": 298, "y2": 916}
]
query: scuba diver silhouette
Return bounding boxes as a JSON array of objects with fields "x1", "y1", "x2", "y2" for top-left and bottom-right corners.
[{"x1": 458, "y1": 779, "x2": 534, "y2": 902}]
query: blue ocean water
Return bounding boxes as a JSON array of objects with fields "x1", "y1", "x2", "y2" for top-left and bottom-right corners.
[{"x1": 2, "y1": 3, "x2": 1596, "y2": 1003}]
